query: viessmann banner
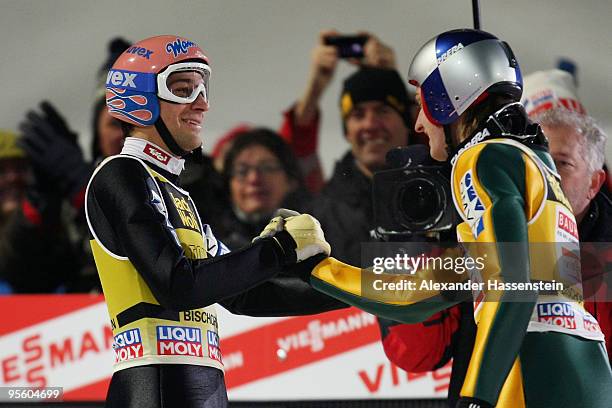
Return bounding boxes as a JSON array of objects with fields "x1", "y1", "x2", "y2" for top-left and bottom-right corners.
[{"x1": 0, "y1": 295, "x2": 450, "y2": 401}]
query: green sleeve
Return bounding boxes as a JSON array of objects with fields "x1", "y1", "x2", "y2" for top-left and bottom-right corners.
[
  {"x1": 311, "y1": 275, "x2": 463, "y2": 323},
  {"x1": 469, "y1": 143, "x2": 538, "y2": 405}
]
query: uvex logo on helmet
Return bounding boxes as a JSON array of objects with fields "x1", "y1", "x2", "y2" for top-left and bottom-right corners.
[
  {"x1": 106, "y1": 70, "x2": 138, "y2": 88},
  {"x1": 125, "y1": 46, "x2": 154, "y2": 59},
  {"x1": 166, "y1": 38, "x2": 196, "y2": 58}
]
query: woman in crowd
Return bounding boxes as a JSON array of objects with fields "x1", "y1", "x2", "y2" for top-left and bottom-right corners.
[{"x1": 214, "y1": 127, "x2": 368, "y2": 265}]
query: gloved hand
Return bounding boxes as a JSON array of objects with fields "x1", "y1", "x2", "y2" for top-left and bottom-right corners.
[
  {"x1": 256, "y1": 209, "x2": 302, "y2": 240},
  {"x1": 456, "y1": 397, "x2": 493, "y2": 408},
  {"x1": 18, "y1": 101, "x2": 93, "y2": 199},
  {"x1": 256, "y1": 211, "x2": 331, "y2": 262},
  {"x1": 285, "y1": 214, "x2": 331, "y2": 261},
  {"x1": 275, "y1": 208, "x2": 301, "y2": 219}
]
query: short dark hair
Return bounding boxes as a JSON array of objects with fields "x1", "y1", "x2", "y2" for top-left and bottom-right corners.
[{"x1": 222, "y1": 127, "x2": 303, "y2": 185}]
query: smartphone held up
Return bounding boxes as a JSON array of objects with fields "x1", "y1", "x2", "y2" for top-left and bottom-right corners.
[{"x1": 324, "y1": 34, "x2": 369, "y2": 59}]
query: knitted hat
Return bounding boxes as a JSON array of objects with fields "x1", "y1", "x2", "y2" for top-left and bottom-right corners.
[
  {"x1": 0, "y1": 130, "x2": 25, "y2": 160},
  {"x1": 340, "y1": 67, "x2": 412, "y2": 129},
  {"x1": 521, "y1": 69, "x2": 586, "y2": 117}
]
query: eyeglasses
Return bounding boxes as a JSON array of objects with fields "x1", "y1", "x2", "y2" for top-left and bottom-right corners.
[{"x1": 231, "y1": 162, "x2": 284, "y2": 180}]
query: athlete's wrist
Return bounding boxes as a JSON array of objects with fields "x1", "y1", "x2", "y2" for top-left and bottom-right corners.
[{"x1": 268, "y1": 230, "x2": 298, "y2": 266}]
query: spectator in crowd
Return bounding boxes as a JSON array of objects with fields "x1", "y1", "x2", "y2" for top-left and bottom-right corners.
[
  {"x1": 0, "y1": 129, "x2": 81, "y2": 293},
  {"x1": 210, "y1": 123, "x2": 253, "y2": 173},
  {"x1": 7, "y1": 38, "x2": 130, "y2": 292},
  {"x1": 522, "y1": 68, "x2": 611, "y2": 194},
  {"x1": 284, "y1": 30, "x2": 418, "y2": 238},
  {"x1": 523, "y1": 70, "x2": 608, "y2": 228},
  {"x1": 212, "y1": 128, "x2": 367, "y2": 265},
  {"x1": 0, "y1": 131, "x2": 29, "y2": 219},
  {"x1": 376, "y1": 69, "x2": 612, "y2": 407},
  {"x1": 524, "y1": 69, "x2": 611, "y2": 360},
  {"x1": 211, "y1": 117, "x2": 323, "y2": 194},
  {"x1": 2, "y1": 38, "x2": 133, "y2": 294}
]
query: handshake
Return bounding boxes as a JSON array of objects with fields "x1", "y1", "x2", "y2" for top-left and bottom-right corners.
[{"x1": 255, "y1": 209, "x2": 331, "y2": 263}]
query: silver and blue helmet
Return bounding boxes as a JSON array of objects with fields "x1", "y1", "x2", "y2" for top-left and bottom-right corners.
[{"x1": 408, "y1": 29, "x2": 523, "y2": 126}]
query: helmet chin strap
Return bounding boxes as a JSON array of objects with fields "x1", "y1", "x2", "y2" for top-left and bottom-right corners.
[{"x1": 154, "y1": 118, "x2": 190, "y2": 157}]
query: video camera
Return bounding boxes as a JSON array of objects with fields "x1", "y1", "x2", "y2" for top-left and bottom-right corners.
[{"x1": 372, "y1": 145, "x2": 456, "y2": 239}]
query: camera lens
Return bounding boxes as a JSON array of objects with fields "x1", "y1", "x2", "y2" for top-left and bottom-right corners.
[{"x1": 397, "y1": 178, "x2": 442, "y2": 229}]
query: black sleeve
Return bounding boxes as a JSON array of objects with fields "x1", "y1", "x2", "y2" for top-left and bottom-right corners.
[
  {"x1": 221, "y1": 255, "x2": 348, "y2": 316},
  {"x1": 87, "y1": 158, "x2": 296, "y2": 311}
]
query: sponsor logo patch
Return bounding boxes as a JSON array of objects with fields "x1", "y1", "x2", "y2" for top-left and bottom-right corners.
[
  {"x1": 437, "y1": 42, "x2": 464, "y2": 65},
  {"x1": 451, "y1": 128, "x2": 490, "y2": 166},
  {"x1": 166, "y1": 38, "x2": 196, "y2": 58},
  {"x1": 144, "y1": 144, "x2": 170, "y2": 165},
  {"x1": 583, "y1": 314, "x2": 601, "y2": 333},
  {"x1": 206, "y1": 331, "x2": 223, "y2": 363},
  {"x1": 157, "y1": 326, "x2": 203, "y2": 357},
  {"x1": 125, "y1": 46, "x2": 154, "y2": 59},
  {"x1": 537, "y1": 302, "x2": 576, "y2": 329},
  {"x1": 556, "y1": 207, "x2": 579, "y2": 242},
  {"x1": 106, "y1": 70, "x2": 138, "y2": 88},
  {"x1": 459, "y1": 170, "x2": 485, "y2": 238},
  {"x1": 113, "y1": 328, "x2": 143, "y2": 362}
]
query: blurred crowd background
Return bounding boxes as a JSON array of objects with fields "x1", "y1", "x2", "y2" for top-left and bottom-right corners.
[{"x1": 1, "y1": 0, "x2": 610, "y2": 170}]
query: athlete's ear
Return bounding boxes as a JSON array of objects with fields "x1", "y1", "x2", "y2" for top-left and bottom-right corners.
[{"x1": 587, "y1": 169, "x2": 606, "y2": 200}]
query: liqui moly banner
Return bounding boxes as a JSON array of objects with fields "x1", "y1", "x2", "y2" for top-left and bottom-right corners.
[{"x1": 0, "y1": 295, "x2": 449, "y2": 401}]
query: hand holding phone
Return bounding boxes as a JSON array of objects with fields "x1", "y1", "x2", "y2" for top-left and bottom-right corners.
[{"x1": 324, "y1": 35, "x2": 369, "y2": 59}]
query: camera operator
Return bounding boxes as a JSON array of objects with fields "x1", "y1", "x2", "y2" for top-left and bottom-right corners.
[{"x1": 371, "y1": 143, "x2": 476, "y2": 408}]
